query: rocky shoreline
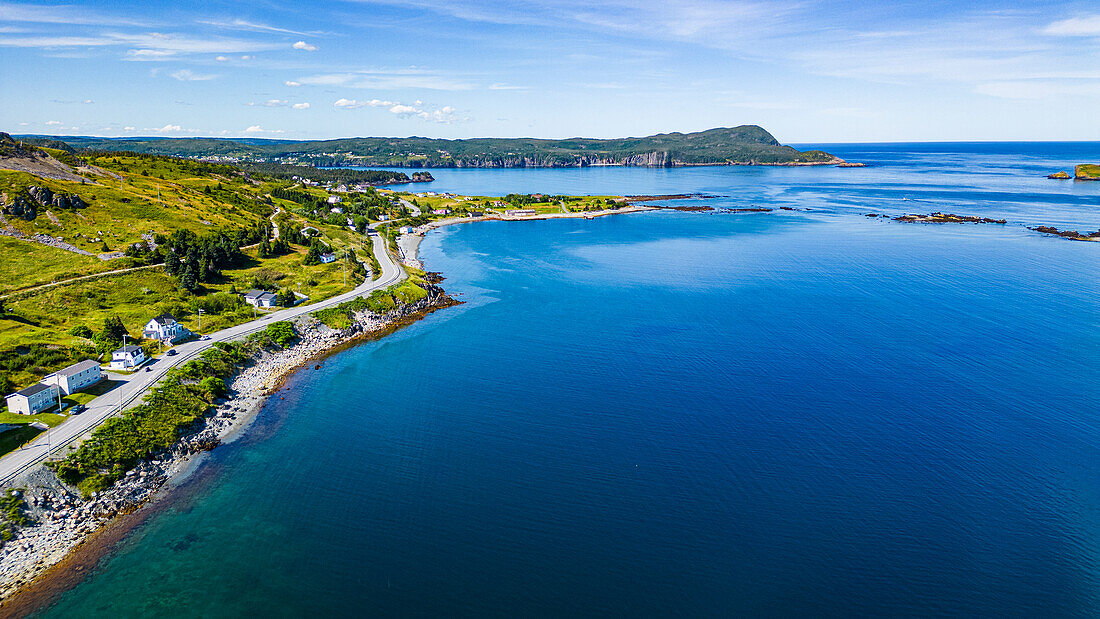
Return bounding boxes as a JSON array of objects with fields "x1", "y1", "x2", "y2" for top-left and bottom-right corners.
[{"x1": 0, "y1": 285, "x2": 454, "y2": 605}]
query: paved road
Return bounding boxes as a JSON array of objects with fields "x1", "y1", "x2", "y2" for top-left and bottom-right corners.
[
  {"x1": 399, "y1": 198, "x2": 421, "y2": 217},
  {"x1": 0, "y1": 235, "x2": 405, "y2": 485}
]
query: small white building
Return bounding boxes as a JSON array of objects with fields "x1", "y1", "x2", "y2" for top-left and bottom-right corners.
[
  {"x1": 331, "y1": 207, "x2": 344, "y2": 214},
  {"x1": 319, "y1": 252, "x2": 337, "y2": 264},
  {"x1": 327, "y1": 195, "x2": 342, "y2": 204},
  {"x1": 378, "y1": 214, "x2": 388, "y2": 221},
  {"x1": 144, "y1": 314, "x2": 185, "y2": 342},
  {"x1": 5, "y1": 382, "x2": 60, "y2": 415},
  {"x1": 244, "y1": 289, "x2": 278, "y2": 308},
  {"x1": 505, "y1": 209, "x2": 537, "y2": 217},
  {"x1": 399, "y1": 226, "x2": 413, "y2": 234},
  {"x1": 111, "y1": 345, "x2": 146, "y2": 370},
  {"x1": 432, "y1": 208, "x2": 451, "y2": 215},
  {"x1": 43, "y1": 359, "x2": 103, "y2": 395}
]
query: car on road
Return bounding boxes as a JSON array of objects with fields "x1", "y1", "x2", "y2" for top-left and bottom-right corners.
[
  {"x1": 201, "y1": 336, "x2": 210, "y2": 341},
  {"x1": 70, "y1": 404, "x2": 87, "y2": 415},
  {"x1": 166, "y1": 349, "x2": 177, "y2": 356},
  {"x1": 145, "y1": 366, "x2": 152, "y2": 372}
]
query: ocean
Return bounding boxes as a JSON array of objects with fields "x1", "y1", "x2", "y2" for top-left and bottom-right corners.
[{"x1": 36, "y1": 143, "x2": 1100, "y2": 616}]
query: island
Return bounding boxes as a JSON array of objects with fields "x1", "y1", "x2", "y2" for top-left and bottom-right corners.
[
  {"x1": 1075, "y1": 164, "x2": 1100, "y2": 180},
  {"x1": 15, "y1": 126, "x2": 848, "y2": 168}
]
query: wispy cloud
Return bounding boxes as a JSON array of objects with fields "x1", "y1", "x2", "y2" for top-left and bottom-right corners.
[
  {"x1": 299, "y1": 68, "x2": 475, "y2": 90},
  {"x1": 171, "y1": 69, "x2": 217, "y2": 81},
  {"x1": 292, "y1": 102, "x2": 310, "y2": 109},
  {"x1": 250, "y1": 99, "x2": 289, "y2": 107},
  {"x1": 0, "y1": 1, "x2": 150, "y2": 26},
  {"x1": 285, "y1": 80, "x2": 301, "y2": 87},
  {"x1": 199, "y1": 18, "x2": 317, "y2": 36},
  {"x1": 244, "y1": 125, "x2": 285, "y2": 134},
  {"x1": 1043, "y1": 15, "x2": 1100, "y2": 36}
]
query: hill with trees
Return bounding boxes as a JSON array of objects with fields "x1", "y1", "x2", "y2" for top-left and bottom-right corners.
[{"x1": 22, "y1": 126, "x2": 840, "y2": 168}]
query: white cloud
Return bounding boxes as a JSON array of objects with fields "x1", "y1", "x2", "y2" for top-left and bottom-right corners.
[
  {"x1": 243, "y1": 125, "x2": 285, "y2": 134},
  {"x1": 333, "y1": 98, "x2": 396, "y2": 109},
  {"x1": 156, "y1": 124, "x2": 183, "y2": 133},
  {"x1": 250, "y1": 99, "x2": 289, "y2": 107},
  {"x1": 975, "y1": 80, "x2": 1100, "y2": 99},
  {"x1": 45, "y1": 120, "x2": 62, "y2": 126},
  {"x1": 489, "y1": 83, "x2": 526, "y2": 90},
  {"x1": 124, "y1": 126, "x2": 136, "y2": 131},
  {"x1": 215, "y1": 55, "x2": 229, "y2": 61},
  {"x1": 298, "y1": 69, "x2": 474, "y2": 90},
  {"x1": 335, "y1": 97, "x2": 462, "y2": 123},
  {"x1": 292, "y1": 102, "x2": 310, "y2": 109},
  {"x1": 199, "y1": 18, "x2": 315, "y2": 36},
  {"x1": 285, "y1": 80, "x2": 301, "y2": 87},
  {"x1": 292, "y1": 40, "x2": 318, "y2": 51},
  {"x1": 171, "y1": 69, "x2": 217, "y2": 81},
  {"x1": 82, "y1": 99, "x2": 93, "y2": 104},
  {"x1": 0, "y1": 2, "x2": 149, "y2": 26},
  {"x1": 1043, "y1": 15, "x2": 1100, "y2": 36}
]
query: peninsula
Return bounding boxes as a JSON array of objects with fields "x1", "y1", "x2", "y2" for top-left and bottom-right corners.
[{"x1": 18, "y1": 126, "x2": 842, "y2": 168}]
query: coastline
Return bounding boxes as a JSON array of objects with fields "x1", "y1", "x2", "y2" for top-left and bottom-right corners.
[
  {"x1": 0, "y1": 201, "x2": 654, "y2": 609},
  {"x1": 396, "y1": 205, "x2": 657, "y2": 269},
  {"x1": 0, "y1": 285, "x2": 456, "y2": 608}
]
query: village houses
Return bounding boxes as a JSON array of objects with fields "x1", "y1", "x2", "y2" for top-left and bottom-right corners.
[
  {"x1": 42, "y1": 359, "x2": 103, "y2": 395},
  {"x1": 143, "y1": 313, "x2": 188, "y2": 343},
  {"x1": 5, "y1": 382, "x2": 60, "y2": 415},
  {"x1": 111, "y1": 345, "x2": 146, "y2": 370}
]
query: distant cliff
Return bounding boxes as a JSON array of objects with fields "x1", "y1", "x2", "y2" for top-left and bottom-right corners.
[{"x1": 24, "y1": 126, "x2": 843, "y2": 169}]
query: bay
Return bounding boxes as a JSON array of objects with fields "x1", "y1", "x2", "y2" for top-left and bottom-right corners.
[{"x1": 38, "y1": 143, "x2": 1100, "y2": 617}]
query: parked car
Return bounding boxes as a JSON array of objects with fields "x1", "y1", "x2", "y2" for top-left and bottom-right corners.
[
  {"x1": 166, "y1": 349, "x2": 177, "y2": 356},
  {"x1": 70, "y1": 404, "x2": 87, "y2": 415}
]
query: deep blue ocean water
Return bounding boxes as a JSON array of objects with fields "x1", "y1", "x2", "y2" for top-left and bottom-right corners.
[{"x1": 38, "y1": 144, "x2": 1100, "y2": 617}]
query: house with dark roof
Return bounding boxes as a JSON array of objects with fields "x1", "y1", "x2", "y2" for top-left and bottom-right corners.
[
  {"x1": 244, "y1": 289, "x2": 278, "y2": 308},
  {"x1": 144, "y1": 313, "x2": 186, "y2": 342},
  {"x1": 43, "y1": 359, "x2": 103, "y2": 395},
  {"x1": 111, "y1": 344, "x2": 147, "y2": 370},
  {"x1": 5, "y1": 382, "x2": 60, "y2": 415}
]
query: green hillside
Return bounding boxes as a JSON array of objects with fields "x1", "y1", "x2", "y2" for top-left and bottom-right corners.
[
  {"x1": 23, "y1": 126, "x2": 839, "y2": 168},
  {"x1": 0, "y1": 137, "x2": 411, "y2": 393}
]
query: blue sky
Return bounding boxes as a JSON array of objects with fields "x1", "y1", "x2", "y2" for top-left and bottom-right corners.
[{"x1": 1, "y1": 0, "x2": 1099, "y2": 142}]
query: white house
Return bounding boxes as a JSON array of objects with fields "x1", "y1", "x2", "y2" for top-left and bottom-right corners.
[
  {"x1": 505, "y1": 209, "x2": 537, "y2": 217},
  {"x1": 377, "y1": 214, "x2": 388, "y2": 221},
  {"x1": 327, "y1": 195, "x2": 342, "y2": 204},
  {"x1": 43, "y1": 359, "x2": 103, "y2": 395},
  {"x1": 244, "y1": 289, "x2": 278, "y2": 308},
  {"x1": 432, "y1": 208, "x2": 451, "y2": 215},
  {"x1": 111, "y1": 345, "x2": 146, "y2": 370},
  {"x1": 398, "y1": 226, "x2": 413, "y2": 234},
  {"x1": 5, "y1": 382, "x2": 60, "y2": 415},
  {"x1": 331, "y1": 206, "x2": 344, "y2": 214},
  {"x1": 143, "y1": 314, "x2": 185, "y2": 342},
  {"x1": 320, "y1": 252, "x2": 337, "y2": 264}
]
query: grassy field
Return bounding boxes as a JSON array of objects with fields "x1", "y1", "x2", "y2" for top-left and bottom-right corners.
[{"x1": 0, "y1": 236, "x2": 117, "y2": 295}]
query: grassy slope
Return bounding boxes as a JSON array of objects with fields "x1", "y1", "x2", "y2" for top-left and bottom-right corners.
[
  {"x1": 1076, "y1": 164, "x2": 1100, "y2": 179},
  {"x1": 0, "y1": 236, "x2": 114, "y2": 295}
]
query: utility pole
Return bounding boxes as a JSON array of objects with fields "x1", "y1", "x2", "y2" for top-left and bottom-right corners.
[{"x1": 197, "y1": 308, "x2": 204, "y2": 331}]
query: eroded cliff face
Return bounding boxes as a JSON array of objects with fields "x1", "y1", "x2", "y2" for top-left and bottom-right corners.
[{"x1": 443, "y1": 151, "x2": 677, "y2": 168}]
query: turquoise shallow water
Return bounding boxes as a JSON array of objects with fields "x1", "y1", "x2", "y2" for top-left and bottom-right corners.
[{"x1": 38, "y1": 144, "x2": 1100, "y2": 617}]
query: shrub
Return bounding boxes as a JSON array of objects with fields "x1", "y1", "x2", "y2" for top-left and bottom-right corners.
[{"x1": 69, "y1": 324, "x2": 94, "y2": 339}]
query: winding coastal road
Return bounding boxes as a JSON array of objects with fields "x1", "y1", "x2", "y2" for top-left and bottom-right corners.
[{"x1": 0, "y1": 235, "x2": 405, "y2": 485}]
